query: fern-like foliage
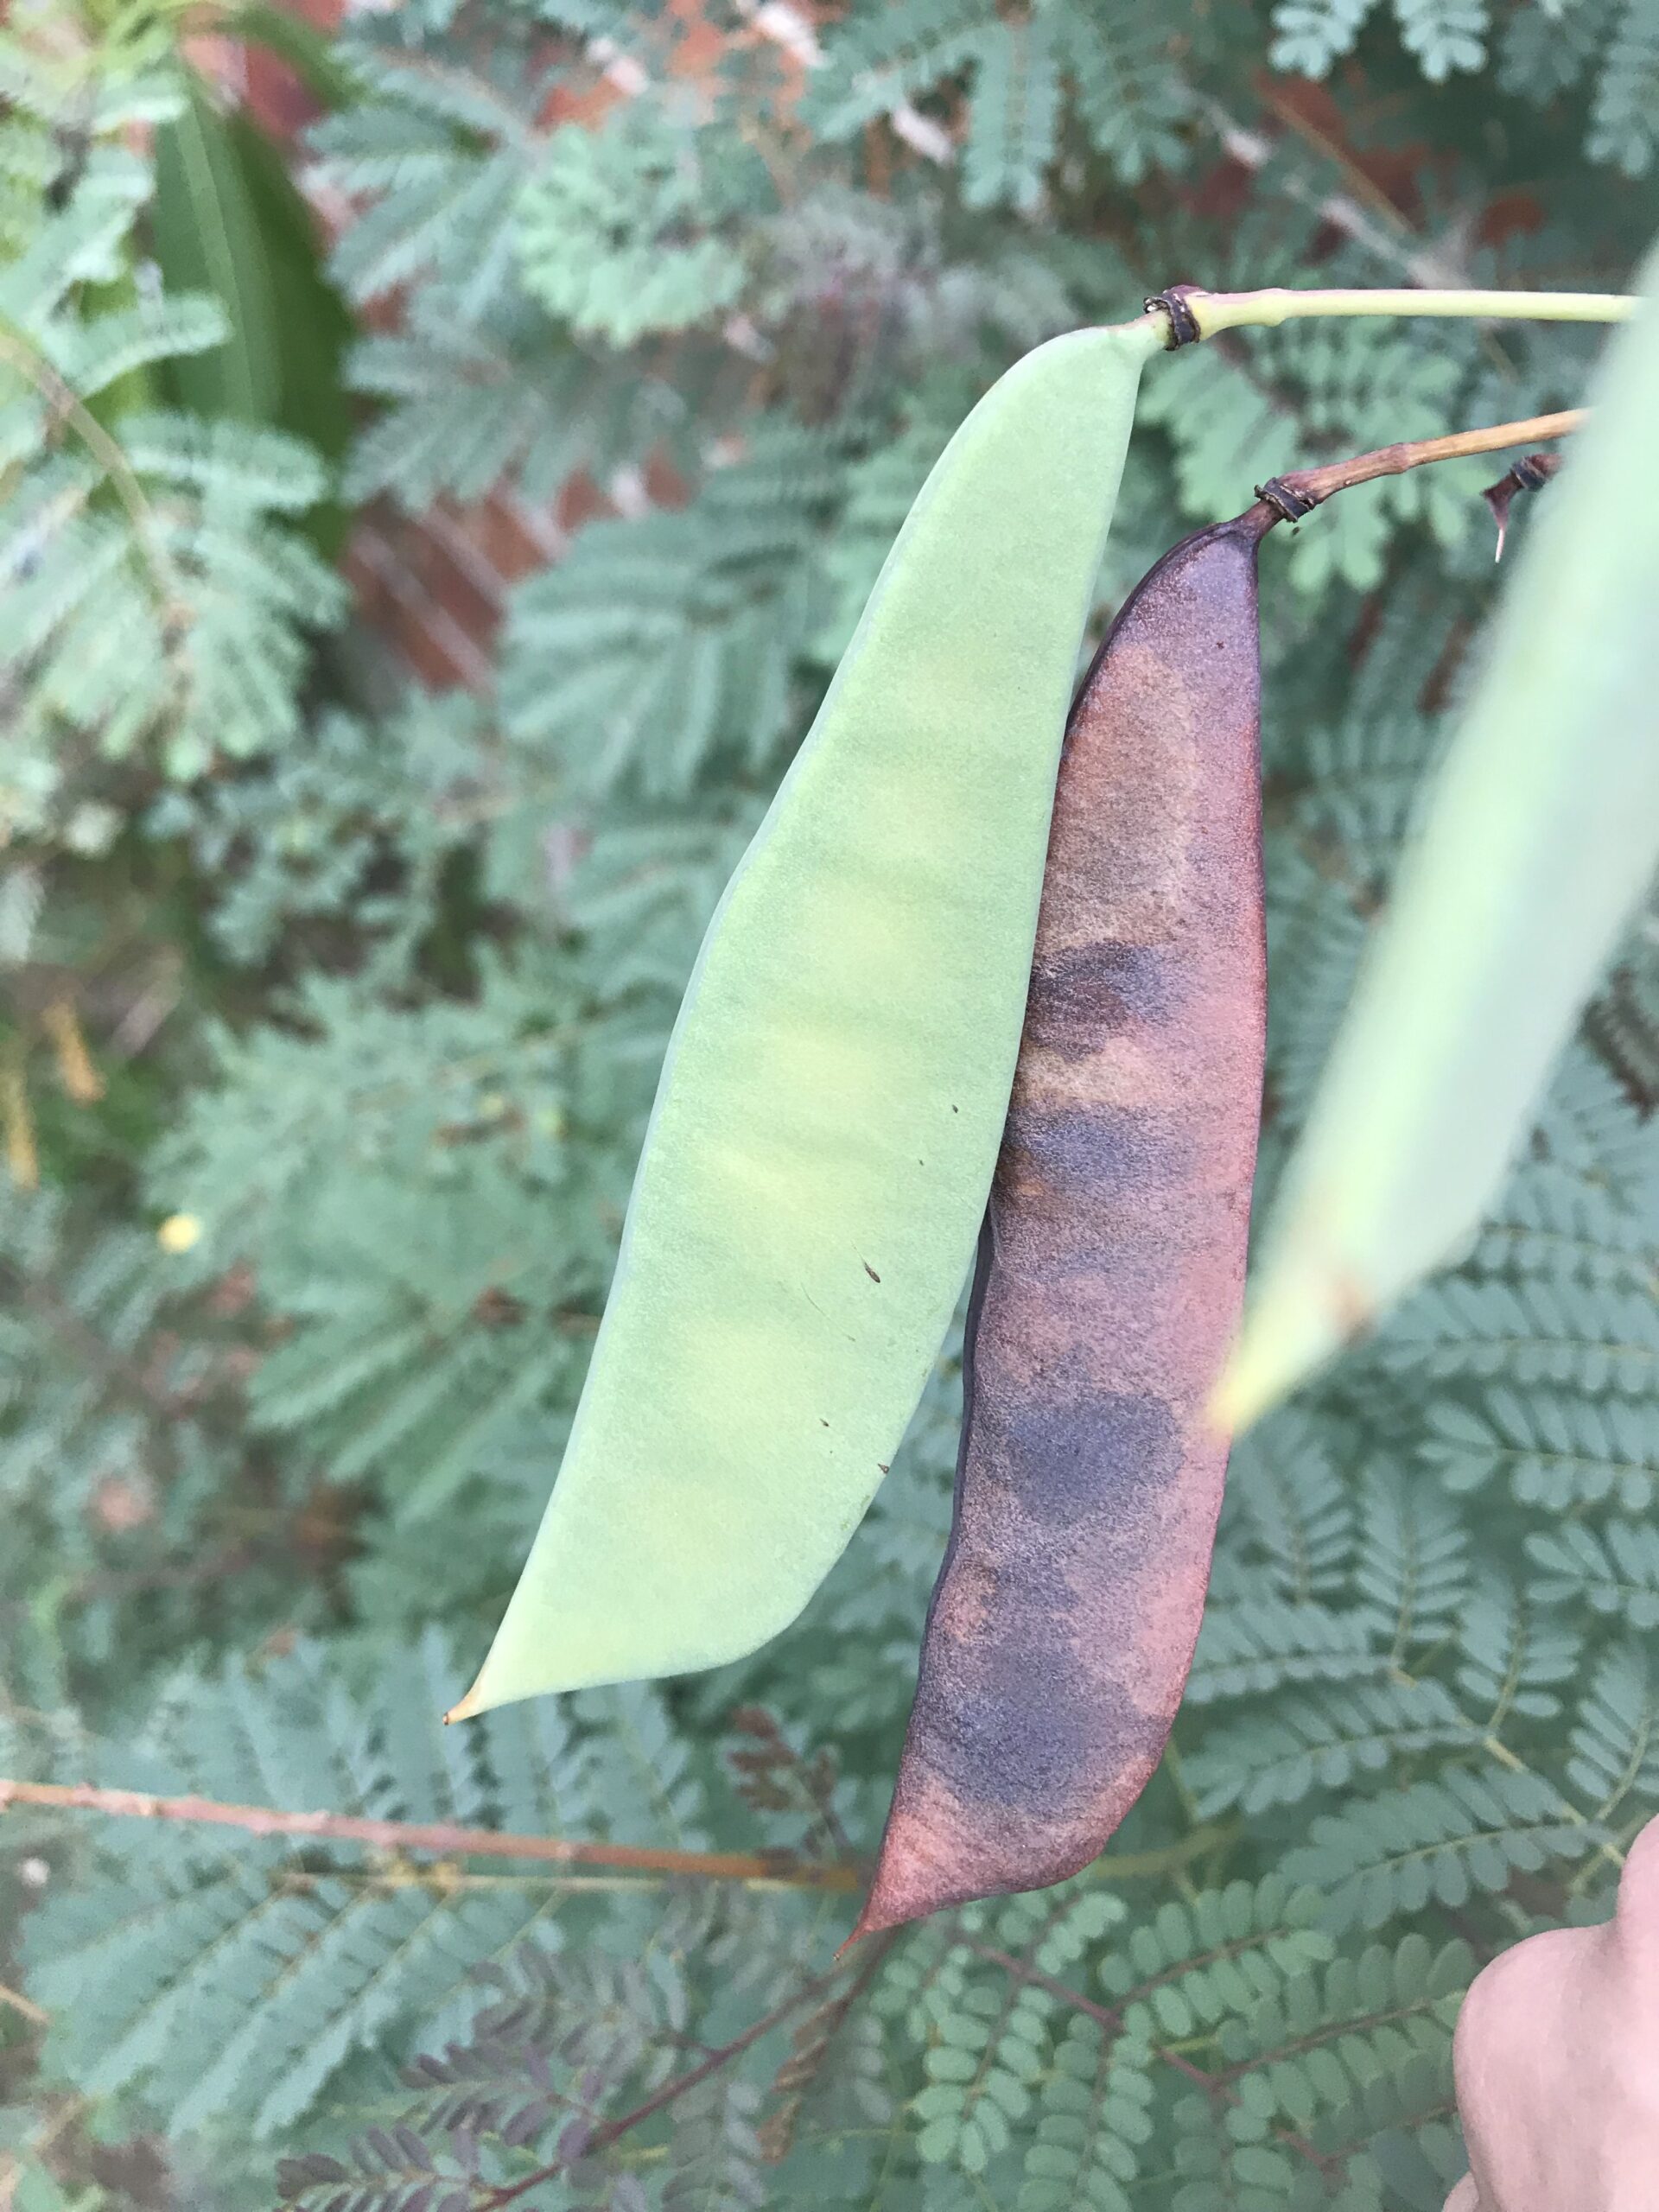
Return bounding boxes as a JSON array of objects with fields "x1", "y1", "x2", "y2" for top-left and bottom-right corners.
[
  {"x1": 802, "y1": 0, "x2": 1191, "y2": 201},
  {"x1": 501, "y1": 424, "x2": 843, "y2": 803},
  {"x1": 0, "y1": 27, "x2": 340, "y2": 798},
  {"x1": 24, "y1": 1635, "x2": 708, "y2": 2142},
  {"x1": 146, "y1": 691, "x2": 489, "y2": 975},
  {"x1": 0, "y1": 1178, "x2": 314, "y2": 1691},
  {"x1": 305, "y1": 38, "x2": 559, "y2": 323},
  {"x1": 1278, "y1": 0, "x2": 1654, "y2": 169},
  {"x1": 1424, "y1": 1390, "x2": 1659, "y2": 1510},
  {"x1": 341, "y1": 310, "x2": 698, "y2": 512},
  {"x1": 1526, "y1": 1520, "x2": 1659, "y2": 1630},
  {"x1": 515, "y1": 103, "x2": 762, "y2": 345},
  {"x1": 1272, "y1": 0, "x2": 1488, "y2": 82},
  {"x1": 1498, "y1": 0, "x2": 1618, "y2": 104},
  {"x1": 9, "y1": 2, "x2": 1659, "y2": 2209},
  {"x1": 1586, "y1": 0, "x2": 1659, "y2": 175},
  {"x1": 147, "y1": 957, "x2": 636, "y2": 1529}
]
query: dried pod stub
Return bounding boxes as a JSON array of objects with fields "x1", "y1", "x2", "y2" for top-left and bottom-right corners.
[
  {"x1": 1481, "y1": 450, "x2": 1563, "y2": 561},
  {"x1": 853, "y1": 504, "x2": 1279, "y2": 1936}
]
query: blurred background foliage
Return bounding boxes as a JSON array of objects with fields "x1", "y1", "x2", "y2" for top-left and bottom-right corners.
[{"x1": 3, "y1": 3, "x2": 1659, "y2": 2209}]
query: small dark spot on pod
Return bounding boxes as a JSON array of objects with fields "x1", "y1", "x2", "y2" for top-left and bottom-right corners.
[
  {"x1": 1025, "y1": 943, "x2": 1171, "y2": 1055},
  {"x1": 1001, "y1": 1389, "x2": 1181, "y2": 1527}
]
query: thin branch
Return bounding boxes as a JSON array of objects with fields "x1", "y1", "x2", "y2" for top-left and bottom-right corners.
[
  {"x1": 1205, "y1": 101, "x2": 1464, "y2": 289},
  {"x1": 270, "y1": 1864, "x2": 811, "y2": 1898},
  {"x1": 1254, "y1": 92, "x2": 1423, "y2": 246},
  {"x1": 479, "y1": 1955, "x2": 861, "y2": 2212},
  {"x1": 0, "y1": 1980, "x2": 48, "y2": 2026},
  {"x1": 1208, "y1": 2000, "x2": 1445, "y2": 2088},
  {"x1": 760, "y1": 1929, "x2": 899, "y2": 2161},
  {"x1": 0, "y1": 1256, "x2": 186, "y2": 1421},
  {"x1": 965, "y1": 1933, "x2": 1277, "y2": 2044},
  {"x1": 0, "y1": 322, "x2": 182, "y2": 616},
  {"x1": 966, "y1": 1942, "x2": 1117, "y2": 2031},
  {"x1": 0, "y1": 1777, "x2": 861, "y2": 1891},
  {"x1": 1086, "y1": 1822, "x2": 1238, "y2": 1880},
  {"x1": 1262, "y1": 409, "x2": 1582, "y2": 513}
]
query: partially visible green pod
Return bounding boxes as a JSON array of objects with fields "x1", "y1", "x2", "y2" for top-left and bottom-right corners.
[
  {"x1": 452, "y1": 315, "x2": 1164, "y2": 1717},
  {"x1": 1215, "y1": 262, "x2": 1659, "y2": 1435}
]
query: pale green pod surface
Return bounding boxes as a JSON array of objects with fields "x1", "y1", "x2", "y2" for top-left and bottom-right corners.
[
  {"x1": 1217, "y1": 251, "x2": 1659, "y2": 1435},
  {"x1": 453, "y1": 318, "x2": 1161, "y2": 1715}
]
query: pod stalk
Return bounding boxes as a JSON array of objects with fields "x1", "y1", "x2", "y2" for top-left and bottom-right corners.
[
  {"x1": 1150, "y1": 284, "x2": 1637, "y2": 347},
  {"x1": 1258, "y1": 410, "x2": 1583, "y2": 516}
]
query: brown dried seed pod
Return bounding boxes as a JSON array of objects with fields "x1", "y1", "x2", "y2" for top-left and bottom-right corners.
[{"x1": 854, "y1": 504, "x2": 1278, "y2": 1936}]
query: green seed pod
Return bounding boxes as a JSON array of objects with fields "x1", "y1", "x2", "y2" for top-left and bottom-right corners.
[{"x1": 452, "y1": 317, "x2": 1164, "y2": 1717}]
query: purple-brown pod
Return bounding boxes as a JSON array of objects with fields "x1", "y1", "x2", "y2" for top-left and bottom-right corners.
[{"x1": 854, "y1": 503, "x2": 1279, "y2": 1936}]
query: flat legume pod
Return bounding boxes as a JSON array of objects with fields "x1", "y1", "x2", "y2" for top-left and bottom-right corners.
[
  {"x1": 855, "y1": 505, "x2": 1276, "y2": 1932},
  {"x1": 451, "y1": 318, "x2": 1164, "y2": 1717}
]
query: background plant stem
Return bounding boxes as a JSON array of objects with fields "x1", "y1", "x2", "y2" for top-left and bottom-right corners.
[{"x1": 0, "y1": 1776, "x2": 861, "y2": 1890}]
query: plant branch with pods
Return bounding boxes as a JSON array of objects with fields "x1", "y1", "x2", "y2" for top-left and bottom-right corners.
[
  {"x1": 1, "y1": 395, "x2": 1587, "y2": 1933},
  {"x1": 7, "y1": 271, "x2": 1643, "y2": 2207},
  {"x1": 454, "y1": 272, "x2": 1630, "y2": 1741}
]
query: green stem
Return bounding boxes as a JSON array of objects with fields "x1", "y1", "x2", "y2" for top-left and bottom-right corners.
[
  {"x1": 1166, "y1": 286, "x2": 1637, "y2": 341},
  {"x1": 0, "y1": 320, "x2": 181, "y2": 616}
]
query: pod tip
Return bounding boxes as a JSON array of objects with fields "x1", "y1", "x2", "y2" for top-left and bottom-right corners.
[
  {"x1": 846, "y1": 1839, "x2": 958, "y2": 1940},
  {"x1": 839, "y1": 1894, "x2": 909, "y2": 1952}
]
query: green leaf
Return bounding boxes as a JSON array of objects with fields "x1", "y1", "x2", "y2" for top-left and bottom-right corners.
[
  {"x1": 234, "y1": 1, "x2": 361, "y2": 110},
  {"x1": 149, "y1": 76, "x2": 353, "y2": 548},
  {"x1": 150, "y1": 77, "x2": 280, "y2": 423}
]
